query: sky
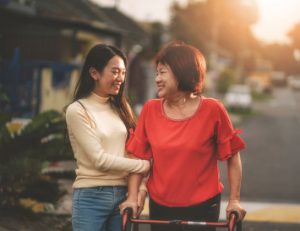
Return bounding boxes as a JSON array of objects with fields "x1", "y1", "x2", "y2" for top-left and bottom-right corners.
[{"x1": 93, "y1": 0, "x2": 300, "y2": 44}]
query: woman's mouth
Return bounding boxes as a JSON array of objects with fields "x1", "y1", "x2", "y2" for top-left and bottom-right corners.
[{"x1": 157, "y1": 85, "x2": 164, "y2": 91}]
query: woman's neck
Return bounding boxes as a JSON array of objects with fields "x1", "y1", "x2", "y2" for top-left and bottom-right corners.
[
  {"x1": 90, "y1": 91, "x2": 110, "y2": 103},
  {"x1": 165, "y1": 92, "x2": 194, "y2": 108},
  {"x1": 163, "y1": 93, "x2": 201, "y2": 120}
]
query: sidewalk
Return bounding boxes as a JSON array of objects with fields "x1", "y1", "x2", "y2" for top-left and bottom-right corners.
[
  {"x1": 140, "y1": 198, "x2": 300, "y2": 224},
  {"x1": 2, "y1": 160, "x2": 294, "y2": 231},
  {"x1": 1, "y1": 184, "x2": 300, "y2": 230},
  {"x1": 45, "y1": 161, "x2": 300, "y2": 223}
]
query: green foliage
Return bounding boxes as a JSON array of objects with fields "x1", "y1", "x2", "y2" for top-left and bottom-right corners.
[
  {"x1": 20, "y1": 177, "x2": 62, "y2": 203},
  {"x1": 0, "y1": 114, "x2": 12, "y2": 145},
  {"x1": 0, "y1": 85, "x2": 9, "y2": 103},
  {"x1": 0, "y1": 110, "x2": 73, "y2": 209},
  {"x1": 216, "y1": 69, "x2": 236, "y2": 94}
]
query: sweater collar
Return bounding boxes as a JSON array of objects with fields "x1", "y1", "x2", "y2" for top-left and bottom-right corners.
[{"x1": 89, "y1": 92, "x2": 110, "y2": 104}]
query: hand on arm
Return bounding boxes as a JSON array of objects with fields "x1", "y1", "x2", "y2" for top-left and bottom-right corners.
[{"x1": 226, "y1": 152, "x2": 246, "y2": 221}]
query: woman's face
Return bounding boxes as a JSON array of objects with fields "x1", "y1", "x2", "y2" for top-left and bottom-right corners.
[
  {"x1": 91, "y1": 55, "x2": 126, "y2": 97},
  {"x1": 155, "y1": 62, "x2": 178, "y2": 98}
]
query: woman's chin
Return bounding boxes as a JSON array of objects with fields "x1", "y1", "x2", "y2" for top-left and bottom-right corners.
[
  {"x1": 157, "y1": 90, "x2": 165, "y2": 98},
  {"x1": 157, "y1": 93, "x2": 163, "y2": 98},
  {"x1": 110, "y1": 89, "x2": 120, "y2": 95}
]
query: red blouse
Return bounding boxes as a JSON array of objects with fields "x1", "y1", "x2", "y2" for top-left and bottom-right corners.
[{"x1": 127, "y1": 97, "x2": 245, "y2": 207}]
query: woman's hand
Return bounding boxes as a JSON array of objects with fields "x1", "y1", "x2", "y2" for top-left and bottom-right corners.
[
  {"x1": 226, "y1": 199, "x2": 247, "y2": 221},
  {"x1": 137, "y1": 190, "x2": 147, "y2": 216},
  {"x1": 119, "y1": 199, "x2": 138, "y2": 218}
]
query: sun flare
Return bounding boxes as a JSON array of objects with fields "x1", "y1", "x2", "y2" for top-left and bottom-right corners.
[{"x1": 253, "y1": 0, "x2": 300, "y2": 43}]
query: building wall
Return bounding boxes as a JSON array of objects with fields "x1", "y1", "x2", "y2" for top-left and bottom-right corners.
[{"x1": 39, "y1": 68, "x2": 79, "y2": 112}]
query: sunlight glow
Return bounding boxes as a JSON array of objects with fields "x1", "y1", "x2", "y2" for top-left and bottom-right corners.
[
  {"x1": 252, "y1": 0, "x2": 300, "y2": 43},
  {"x1": 93, "y1": 0, "x2": 300, "y2": 44}
]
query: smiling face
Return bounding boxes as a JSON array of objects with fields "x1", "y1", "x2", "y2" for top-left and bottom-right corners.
[
  {"x1": 155, "y1": 62, "x2": 179, "y2": 98},
  {"x1": 90, "y1": 55, "x2": 126, "y2": 97}
]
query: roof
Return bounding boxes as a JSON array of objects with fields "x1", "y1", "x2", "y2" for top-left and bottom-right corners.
[
  {"x1": 0, "y1": 0, "x2": 148, "y2": 42},
  {"x1": 36, "y1": 0, "x2": 109, "y2": 27},
  {"x1": 100, "y1": 7, "x2": 148, "y2": 43}
]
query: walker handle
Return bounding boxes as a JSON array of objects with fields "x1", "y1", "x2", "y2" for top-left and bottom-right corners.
[
  {"x1": 121, "y1": 207, "x2": 133, "y2": 231},
  {"x1": 228, "y1": 211, "x2": 242, "y2": 231}
]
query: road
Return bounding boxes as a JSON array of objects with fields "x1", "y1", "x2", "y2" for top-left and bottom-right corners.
[{"x1": 221, "y1": 87, "x2": 300, "y2": 202}]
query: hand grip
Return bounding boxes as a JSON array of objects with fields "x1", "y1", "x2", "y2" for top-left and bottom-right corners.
[{"x1": 228, "y1": 211, "x2": 242, "y2": 231}]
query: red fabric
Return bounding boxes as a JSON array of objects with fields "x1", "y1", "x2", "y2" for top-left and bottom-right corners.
[{"x1": 126, "y1": 97, "x2": 245, "y2": 207}]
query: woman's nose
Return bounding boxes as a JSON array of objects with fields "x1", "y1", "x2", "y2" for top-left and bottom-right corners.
[
  {"x1": 155, "y1": 74, "x2": 160, "y2": 83},
  {"x1": 116, "y1": 73, "x2": 125, "y2": 82}
]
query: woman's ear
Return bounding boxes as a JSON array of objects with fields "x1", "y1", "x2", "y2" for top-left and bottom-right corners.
[{"x1": 89, "y1": 67, "x2": 99, "y2": 80}]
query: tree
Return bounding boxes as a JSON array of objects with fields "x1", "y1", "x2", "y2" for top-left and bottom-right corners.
[
  {"x1": 288, "y1": 22, "x2": 300, "y2": 50},
  {"x1": 169, "y1": 0, "x2": 259, "y2": 63},
  {"x1": 260, "y1": 43, "x2": 300, "y2": 75},
  {"x1": 216, "y1": 68, "x2": 237, "y2": 94}
]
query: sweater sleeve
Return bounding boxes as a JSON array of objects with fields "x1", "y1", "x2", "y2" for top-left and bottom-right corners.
[{"x1": 66, "y1": 103, "x2": 149, "y2": 173}]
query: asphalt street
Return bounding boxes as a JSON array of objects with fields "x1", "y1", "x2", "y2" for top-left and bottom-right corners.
[{"x1": 221, "y1": 87, "x2": 300, "y2": 203}]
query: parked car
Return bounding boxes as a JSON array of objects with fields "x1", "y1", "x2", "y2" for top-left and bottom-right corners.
[
  {"x1": 271, "y1": 71, "x2": 286, "y2": 87},
  {"x1": 224, "y1": 84, "x2": 252, "y2": 110},
  {"x1": 288, "y1": 75, "x2": 300, "y2": 90}
]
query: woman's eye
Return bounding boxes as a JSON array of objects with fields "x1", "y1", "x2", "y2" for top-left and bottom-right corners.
[{"x1": 112, "y1": 69, "x2": 126, "y2": 76}]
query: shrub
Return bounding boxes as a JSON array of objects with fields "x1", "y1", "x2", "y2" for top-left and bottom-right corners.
[
  {"x1": 0, "y1": 110, "x2": 73, "y2": 209},
  {"x1": 216, "y1": 69, "x2": 237, "y2": 94}
]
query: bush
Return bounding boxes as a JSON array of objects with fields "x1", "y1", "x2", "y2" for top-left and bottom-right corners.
[
  {"x1": 0, "y1": 110, "x2": 73, "y2": 209},
  {"x1": 216, "y1": 69, "x2": 237, "y2": 94}
]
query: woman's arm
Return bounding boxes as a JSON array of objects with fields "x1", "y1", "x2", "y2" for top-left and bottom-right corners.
[
  {"x1": 119, "y1": 173, "x2": 144, "y2": 218},
  {"x1": 66, "y1": 103, "x2": 149, "y2": 173},
  {"x1": 137, "y1": 177, "x2": 148, "y2": 215},
  {"x1": 226, "y1": 152, "x2": 247, "y2": 221}
]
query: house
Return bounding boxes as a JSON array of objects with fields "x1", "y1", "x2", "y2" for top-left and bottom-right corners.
[{"x1": 0, "y1": 0, "x2": 149, "y2": 117}]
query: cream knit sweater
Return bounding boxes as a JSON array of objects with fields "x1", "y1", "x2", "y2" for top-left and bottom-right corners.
[{"x1": 66, "y1": 92, "x2": 149, "y2": 188}]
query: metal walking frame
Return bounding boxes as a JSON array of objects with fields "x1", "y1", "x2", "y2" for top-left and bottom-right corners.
[{"x1": 122, "y1": 208, "x2": 242, "y2": 231}]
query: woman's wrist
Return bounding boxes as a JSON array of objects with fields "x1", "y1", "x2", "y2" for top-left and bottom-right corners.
[
  {"x1": 139, "y1": 189, "x2": 147, "y2": 197},
  {"x1": 127, "y1": 193, "x2": 138, "y2": 201}
]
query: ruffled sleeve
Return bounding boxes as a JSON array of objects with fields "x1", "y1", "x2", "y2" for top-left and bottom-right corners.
[
  {"x1": 215, "y1": 102, "x2": 246, "y2": 161},
  {"x1": 126, "y1": 103, "x2": 152, "y2": 160}
]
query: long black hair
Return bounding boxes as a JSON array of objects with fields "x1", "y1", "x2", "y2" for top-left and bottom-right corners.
[{"x1": 73, "y1": 44, "x2": 136, "y2": 133}]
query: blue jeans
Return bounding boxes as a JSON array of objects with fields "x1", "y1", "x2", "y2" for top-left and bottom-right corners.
[{"x1": 72, "y1": 186, "x2": 127, "y2": 231}]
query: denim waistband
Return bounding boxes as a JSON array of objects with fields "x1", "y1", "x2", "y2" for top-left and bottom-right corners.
[{"x1": 75, "y1": 185, "x2": 127, "y2": 191}]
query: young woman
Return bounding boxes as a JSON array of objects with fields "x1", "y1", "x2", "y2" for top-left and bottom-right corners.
[
  {"x1": 65, "y1": 44, "x2": 150, "y2": 231},
  {"x1": 120, "y1": 41, "x2": 246, "y2": 231}
]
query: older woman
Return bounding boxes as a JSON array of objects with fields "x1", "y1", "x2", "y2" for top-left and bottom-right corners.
[{"x1": 120, "y1": 41, "x2": 246, "y2": 231}]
